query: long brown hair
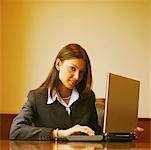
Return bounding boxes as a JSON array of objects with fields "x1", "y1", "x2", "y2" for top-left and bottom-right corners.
[{"x1": 38, "y1": 43, "x2": 93, "y2": 98}]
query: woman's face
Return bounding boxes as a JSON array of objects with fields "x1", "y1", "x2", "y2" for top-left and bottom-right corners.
[{"x1": 56, "y1": 58, "x2": 86, "y2": 90}]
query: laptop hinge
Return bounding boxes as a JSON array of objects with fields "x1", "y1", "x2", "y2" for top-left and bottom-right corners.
[{"x1": 104, "y1": 133, "x2": 135, "y2": 142}]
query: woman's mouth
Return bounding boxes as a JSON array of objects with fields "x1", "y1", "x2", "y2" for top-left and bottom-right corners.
[{"x1": 69, "y1": 80, "x2": 78, "y2": 86}]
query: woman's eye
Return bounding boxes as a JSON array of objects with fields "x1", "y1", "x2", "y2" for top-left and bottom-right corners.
[
  {"x1": 68, "y1": 66, "x2": 76, "y2": 72},
  {"x1": 70, "y1": 67, "x2": 76, "y2": 71}
]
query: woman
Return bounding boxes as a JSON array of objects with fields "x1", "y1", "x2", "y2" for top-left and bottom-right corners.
[{"x1": 9, "y1": 43, "x2": 101, "y2": 140}]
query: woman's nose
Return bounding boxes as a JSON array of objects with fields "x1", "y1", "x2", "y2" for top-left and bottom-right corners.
[{"x1": 73, "y1": 71, "x2": 80, "y2": 80}]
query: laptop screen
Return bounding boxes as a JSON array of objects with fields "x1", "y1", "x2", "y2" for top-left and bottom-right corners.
[{"x1": 103, "y1": 73, "x2": 140, "y2": 134}]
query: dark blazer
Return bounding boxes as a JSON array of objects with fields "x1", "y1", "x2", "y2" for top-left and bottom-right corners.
[{"x1": 9, "y1": 88, "x2": 101, "y2": 140}]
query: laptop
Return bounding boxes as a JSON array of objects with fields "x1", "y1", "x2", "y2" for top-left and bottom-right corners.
[
  {"x1": 103, "y1": 73, "x2": 140, "y2": 141},
  {"x1": 57, "y1": 73, "x2": 140, "y2": 142}
]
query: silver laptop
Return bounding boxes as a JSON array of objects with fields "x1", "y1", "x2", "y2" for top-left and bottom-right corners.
[
  {"x1": 57, "y1": 73, "x2": 140, "y2": 142},
  {"x1": 103, "y1": 73, "x2": 140, "y2": 140}
]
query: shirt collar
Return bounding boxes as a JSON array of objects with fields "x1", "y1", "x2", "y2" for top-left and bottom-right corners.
[{"x1": 47, "y1": 87, "x2": 79, "y2": 107}]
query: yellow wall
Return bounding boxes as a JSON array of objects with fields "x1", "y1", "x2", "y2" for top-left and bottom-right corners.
[{"x1": 1, "y1": 0, "x2": 150, "y2": 118}]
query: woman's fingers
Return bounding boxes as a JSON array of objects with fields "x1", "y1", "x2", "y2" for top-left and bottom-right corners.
[
  {"x1": 133, "y1": 127, "x2": 144, "y2": 133},
  {"x1": 60, "y1": 124, "x2": 95, "y2": 136},
  {"x1": 133, "y1": 126, "x2": 144, "y2": 139},
  {"x1": 70, "y1": 125, "x2": 95, "y2": 136},
  {"x1": 136, "y1": 127, "x2": 144, "y2": 132},
  {"x1": 79, "y1": 126, "x2": 95, "y2": 135}
]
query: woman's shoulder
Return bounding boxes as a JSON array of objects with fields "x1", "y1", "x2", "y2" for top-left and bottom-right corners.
[
  {"x1": 86, "y1": 90, "x2": 95, "y2": 98},
  {"x1": 90, "y1": 90, "x2": 95, "y2": 96},
  {"x1": 80, "y1": 90, "x2": 95, "y2": 101},
  {"x1": 27, "y1": 88, "x2": 48, "y2": 98},
  {"x1": 26, "y1": 88, "x2": 48, "y2": 106}
]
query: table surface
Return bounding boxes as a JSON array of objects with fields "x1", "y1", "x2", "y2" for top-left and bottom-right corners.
[{"x1": 0, "y1": 140, "x2": 150, "y2": 150}]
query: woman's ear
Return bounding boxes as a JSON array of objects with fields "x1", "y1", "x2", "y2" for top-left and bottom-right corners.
[{"x1": 55, "y1": 58, "x2": 62, "y2": 71}]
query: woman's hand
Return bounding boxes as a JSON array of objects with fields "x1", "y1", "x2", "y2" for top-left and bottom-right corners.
[
  {"x1": 57, "y1": 125, "x2": 95, "y2": 137},
  {"x1": 133, "y1": 127, "x2": 144, "y2": 139}
]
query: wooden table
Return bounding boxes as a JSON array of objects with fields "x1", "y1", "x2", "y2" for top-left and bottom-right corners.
[{"x1": 0, "y1": 140, "x2": 150, "y2": 150}]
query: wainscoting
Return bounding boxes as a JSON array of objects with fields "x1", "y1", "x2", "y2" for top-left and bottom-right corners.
[
  {"x1": 137, "y1": 118, "x2": 151, "y2": 142},
  {"x1": 0, "y1": 114, "x2": 17, "y2": 140},
  {"x1": 0, "y1": 114, "x2": 150, "y2": 142}
]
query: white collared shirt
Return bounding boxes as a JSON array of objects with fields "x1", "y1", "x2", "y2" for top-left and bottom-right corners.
[{"x1": 47, "y1": 88, "x2": 79, "y2": 115}]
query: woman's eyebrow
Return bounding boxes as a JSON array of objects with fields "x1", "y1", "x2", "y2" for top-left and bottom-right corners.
[{"x1": 70, "y1": 63, "x2": 86, "y2": 71}]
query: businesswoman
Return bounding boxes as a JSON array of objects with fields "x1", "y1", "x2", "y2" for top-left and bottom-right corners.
[{"x1": 9, "y1": 43, "x2": 101, "y2": 140}]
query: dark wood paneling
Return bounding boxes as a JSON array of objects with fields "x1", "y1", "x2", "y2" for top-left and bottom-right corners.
[
  {"x1": 0, "y1": 114, "x2": 150, "y2": 142},
  {"x1": 0, "y1": 114, "x2": 17, "y2": 139},
  {"x1": 136, "y1": 118, "x2": 151, "y2": 143}
]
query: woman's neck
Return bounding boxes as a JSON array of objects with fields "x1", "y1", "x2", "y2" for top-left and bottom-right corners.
[{"x1": 58, "y1": 84, "x2": 72, "y2": 99}]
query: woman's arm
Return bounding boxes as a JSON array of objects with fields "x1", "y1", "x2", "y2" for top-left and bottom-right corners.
[{"x1": 9, "y1": 90, "x2": 53, "y2": 141}]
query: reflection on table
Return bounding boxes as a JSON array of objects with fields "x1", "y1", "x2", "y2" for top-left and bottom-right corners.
[{"x1": 0, "y1": 140, "x2": 150, "y2": 150}]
